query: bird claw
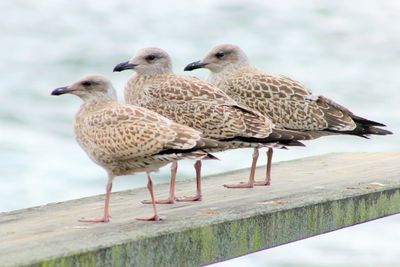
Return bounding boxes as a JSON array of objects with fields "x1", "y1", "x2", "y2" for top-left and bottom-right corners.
[
  {"x1": 141, "y1": 198, "x2": 175, "y2": 204},
  {"x1": 254, "y1": 180, "x2": 271, "y2": 186},
  {"x1": 78, "y1": 216, "x2": 111, "y2": 223},
  {"x1": 175, "y1": 195, "x2": 202, "y2": 202},
  {"x1": 224, "y1": 181, "x2": 254, "y2": 188}
]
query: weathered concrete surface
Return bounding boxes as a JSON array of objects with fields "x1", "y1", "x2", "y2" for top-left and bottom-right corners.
[{"x1": 1, "y1": 152, "x2": 400, "y2": 267}]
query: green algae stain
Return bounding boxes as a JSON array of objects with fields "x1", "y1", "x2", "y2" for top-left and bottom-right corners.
[
  {"x1": 239, "y1": 223, "x2": 248, "y2": 254},
  {"x1": 111, "y1": 245, "x2": 122, "y2": 267},
  {"x1": 59, "y1": 257, "x2": 68, "y2": 267},
  {"x1": 78, "y1": 252, "x2": 96, "y2": 267},
  {"x1": 199, "y1": 226, "x2": 215, "y2": 263},
  {"x1": 40, "y1": 259, "x2": 56, "y2": 267},
  {"x1": 253, "y1": 223, "x2": 261, "y2": 250}
]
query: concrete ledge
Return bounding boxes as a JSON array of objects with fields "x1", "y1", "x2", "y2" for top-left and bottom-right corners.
[{"x1": 1, "y1": 153, "x2": 400, "y2": 266}]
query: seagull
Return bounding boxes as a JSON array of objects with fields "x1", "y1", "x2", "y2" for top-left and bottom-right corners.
[
  {"x1": 184, "y1": 43, "x2": 393, "y2": 185},
  {"x1": 113, "y1": 48, "x2": 310, "y2": 197},
  {"x1": 51, "y1": 74, "x2": 218, "y2": 222}
]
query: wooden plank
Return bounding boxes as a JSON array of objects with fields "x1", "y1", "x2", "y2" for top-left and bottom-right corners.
[{"x1": 1, "y1": 152, "x2": 400, "y2": 267}]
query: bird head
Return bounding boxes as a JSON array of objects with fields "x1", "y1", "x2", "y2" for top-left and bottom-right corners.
[
  {"x1": 51, "y1": 74, "x2": 117, "y2": 102},
  {"x1": 113, "y1": 47, "x2": 173, "y2": 75},
  {"x1": 184, "y1": 44, "x2": 248, "y2": 73}
]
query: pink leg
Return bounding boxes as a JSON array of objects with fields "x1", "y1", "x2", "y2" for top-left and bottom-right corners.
[
  {"x1": 255, "y1": 148, "x2": 273, "y2": 186},
  {"x1": 79, "y1": 174, "x2": 113, "y2": 223},
  {"x1": 224, "y1": 148, "x2": 258, "y2": 189},
  {"x1": 142, "y1": 161, "x2": 177, "y2": 204},
  {"x1": 136, "y1": 173, "x2": 164, "y2": 221},
  {"x1": 176, "y1": 160, "x2": 203, "y2": 201}
]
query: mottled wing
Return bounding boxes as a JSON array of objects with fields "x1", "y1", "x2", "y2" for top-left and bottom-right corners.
[
  {"x1": 143, "y1": 98, "x2": 273, "y2": 140},
  {"x1": 226, "y1": 69, "x2": 356, "y2": 131},
  {"x1": 148, "y1": 75, "x2": 237, "y2": 105},
  {"x1": 76, "y1": 103, "x2": 203, "y2": 161},
  {"x1": 230, "y1": 70, "x2": 311, "y2": 99},
  {"x1": 314, "y1": 95, "x2": 356, "y2": 131},
  {"x1": 143, "y1": 74, "x2": 275, "y2": 139}
]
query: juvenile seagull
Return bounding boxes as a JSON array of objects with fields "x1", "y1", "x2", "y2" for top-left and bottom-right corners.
[
  {"x1": 113, "y1": 47, "x2": 309, "y2": 198},
  {"x1": 51, "y1": 74, "x2": 217, "y2": 222},
  {"x1": 184, "y1": 44, "x2": 393, "y2": 185}
]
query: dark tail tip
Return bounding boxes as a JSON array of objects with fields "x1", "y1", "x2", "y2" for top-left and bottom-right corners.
[
  {"x1": 280, "y1": 140, "x2": 306, "y2": 147},
  {"x1": 365, "y1": 127, "x2": 393, "y2": 136},
  {"x1": 204, "y1": 152, "x2": 219, "y2": 160}
]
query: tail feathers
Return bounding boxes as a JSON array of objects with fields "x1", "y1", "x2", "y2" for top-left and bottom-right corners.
[
  {"x1": 158, "y1": 137, "x2": 224, "y2": 157},
  {"x1": 183, "y1": 151, "x2": 219, "y2": 161},
  {"x1": 326, "y1": 124, "x2": 393, "y2": 138},
  {"x1": 255, "y1": 139, "x2": 305, "y2": 149},
  {"x1": 346, "y1": 118, "x2": 393, "y2": 137},
  {"x1": 351, "y1": 115, "x2": 387, "y2": 127},
  {"x1": 363, "y1": 126, "x2": 393, "y2": 136},
  {"x1": 220, "y1": 128, "x2": 307, "y2": 147},
  {"x1": 278, "y1": 139, "x2": 305, "y2": 147},
  {"x1": 201, "y1": 152, "x2": 219, "y2": 160},
  {"x1": 270, "y1": 128, "x2": 314, "y2": 141},
  {"x1": 195, "y1": 137, "x2": 226, "y2": 150},
  {"x1": 158, "y1": 148, "x2": 218, "y2": 161},
  {"x1": 316, "y1": 95, "x2": 392, "y2": 136}
]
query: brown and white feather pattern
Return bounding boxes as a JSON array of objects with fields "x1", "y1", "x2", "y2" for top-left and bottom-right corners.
[
  {"x1": 210, "y1": 66, "x2": 357, "y2": 133},
  {"x1": 74, "y1": 99, "x2": 215, "y2": 176},
  {"x1": 124, "y1": 73, "x2": 281, "y2": 149}
]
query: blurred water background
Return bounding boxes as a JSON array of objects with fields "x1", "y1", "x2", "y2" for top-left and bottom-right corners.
[{"x1": 0, "y1": 0, "x2": 399, "y2": 266}]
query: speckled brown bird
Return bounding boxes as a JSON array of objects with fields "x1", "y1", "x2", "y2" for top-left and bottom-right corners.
[
  {"x1": 184, "y1": 43, "x2": 393, "y2": 185},
  {"x1": 113, "y1": 48, "x2": 309, "y2": 197},
  {"x1": 51, "y1": 74, "x2": 219, "y2": 222}
]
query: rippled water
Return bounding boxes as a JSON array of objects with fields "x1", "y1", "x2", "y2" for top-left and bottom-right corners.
[{"x1": 1, "y1": 1, "x2": 399, "y2": 266}]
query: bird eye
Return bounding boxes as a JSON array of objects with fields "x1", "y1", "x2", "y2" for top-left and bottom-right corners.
[
  {"x1": 145, "y1": 55, "x2": 156, "y2": 61},
  {"x1": 82, "y1": 81, "x2": 92, "y2": 87},
  {"x1": 215, "y1": 52, "x2": 225, "y2": 59}
]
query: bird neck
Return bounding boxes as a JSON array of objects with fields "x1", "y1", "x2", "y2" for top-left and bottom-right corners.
[
  {"x1": 80, "y1": 90, "x2": 117, "y2": 103},
  {"x1": 81, "y1": 96, "x2": 116, "y2": 111},
  {"x1": 208, "y1": 63, "x2": 246, "y2": 87}
]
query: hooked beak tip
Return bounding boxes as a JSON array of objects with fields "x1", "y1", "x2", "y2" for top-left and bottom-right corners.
[
  {"x1": 113, "y1": 61, "x2": 137, "y2": 72},
  {"x1": 184, "y1": 61, "x2": 208, "y2": 71},
  {"x1": 51, "y1": 86, "x2": 69, "y2": 96}
]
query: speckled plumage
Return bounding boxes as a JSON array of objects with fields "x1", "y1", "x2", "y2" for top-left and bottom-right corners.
[
  {"x1": 115, "y1": 48, "x2": 308, "y2": 191},
  {"x1": 75, "y1": 98, "x2": 215, "y2": 176},
  {"x1": 124, "y1": 73, "x2": 276, "y2": 145},
  {"x1": 188, "y1": 44, "x2": 392, "y2": 138},
  {"x1": 119, "y1": 48, "x2": 308, "y2": 148},
  {"x1": 210, "y1": 66, "x2": 358, "y2": 133},
  {"x1": 52, "y1": 74, "x2": 217, "y2": 221}
]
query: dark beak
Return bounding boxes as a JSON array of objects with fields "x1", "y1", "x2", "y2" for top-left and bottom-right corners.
[
  {"x1": 51, "y1": 86, "x2": 70, "y2": 96},
  {"x1": 184, "y1": 60, "x2": 208, "y2": 71},
  {"x1": 113, "y1": 61, "x2": 137, "y2": 72}
]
